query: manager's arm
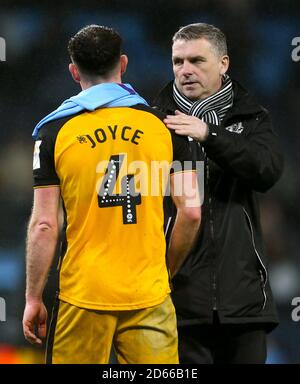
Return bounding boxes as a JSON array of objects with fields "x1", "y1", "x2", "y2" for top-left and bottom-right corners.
[{"x1": 165, "y1": 111, "x2": 284, "y2": 193}]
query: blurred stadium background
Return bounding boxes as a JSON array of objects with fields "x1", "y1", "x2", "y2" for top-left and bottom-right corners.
[{"x1": 0, "y1": 0, "x2": 299, "y2": 364}]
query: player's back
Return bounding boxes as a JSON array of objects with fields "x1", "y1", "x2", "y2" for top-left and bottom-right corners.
[{"x1": 35, "y1": 104, "x2": 174, "y2": 310}]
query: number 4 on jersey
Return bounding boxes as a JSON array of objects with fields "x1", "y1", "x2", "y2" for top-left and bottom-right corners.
[{"x1": 98, "y1": 154, "x2": 141, "y2": 224}]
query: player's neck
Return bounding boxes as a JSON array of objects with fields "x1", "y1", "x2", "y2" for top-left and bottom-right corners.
[{"x1": 80, "y1": 74, "x2": 122, "y2": 90}]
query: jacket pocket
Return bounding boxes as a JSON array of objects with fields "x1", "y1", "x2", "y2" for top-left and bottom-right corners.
[{"x1": 243, "y1": 207, "x2": 267, "y2": 311}]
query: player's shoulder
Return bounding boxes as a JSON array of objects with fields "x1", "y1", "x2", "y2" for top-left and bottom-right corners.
[
  {"x1": 130, "y1": 103, "x2": 167, "y2": 122},
  {"x1": 130, "y1": 104, "x2": 190, "y2": 146},
  {"x1": 36, "y1": 111, "x2": 85, "y2": 141}
]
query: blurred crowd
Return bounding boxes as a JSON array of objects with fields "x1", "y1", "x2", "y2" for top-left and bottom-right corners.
[{"x1": 0, "y1": 0, "x2": 299, "y2": 363}]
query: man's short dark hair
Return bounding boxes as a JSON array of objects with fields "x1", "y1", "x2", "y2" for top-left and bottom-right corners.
[
  {"x1": 173, "y1": 23, "x2": 227, "y2": 57},
  {"x1": 68, "y1": 25, "x2": 122, "y2": 77}
]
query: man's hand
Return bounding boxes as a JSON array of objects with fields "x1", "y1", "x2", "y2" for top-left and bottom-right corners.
[
  {"x1": 23, "y1": 300, "x2": 48, "y2": 345},
  {"x1": 164, "y1": 110, "x2": 209, "y2": 142}
]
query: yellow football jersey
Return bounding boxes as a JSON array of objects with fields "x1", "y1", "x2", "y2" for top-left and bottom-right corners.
[{"x1": 33, "y1": 104, "x2": 194, "y2": 310}]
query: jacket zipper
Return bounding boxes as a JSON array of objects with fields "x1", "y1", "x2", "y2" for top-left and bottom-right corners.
[
  {"x1": 243, "y1": 207, "x2": 267, "y2": 310},
  {"x1": 203, "y1": 148, "x2": 217, "y2": 311}
]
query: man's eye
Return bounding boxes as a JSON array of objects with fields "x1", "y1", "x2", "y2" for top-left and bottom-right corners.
[{"x1": 193, "y1": 59, "x2": 204, "y2": 64}]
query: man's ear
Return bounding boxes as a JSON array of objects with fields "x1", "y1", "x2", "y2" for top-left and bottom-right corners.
[
  {"x1": 69, "y1": 63, "x2": 81, "y2": 83},
  {"x1": 120, "y1": 54, "x2": 128, "y2": 76},
  {"x1": 220, "y1": 55, "x2": 229, "y2": 76}
]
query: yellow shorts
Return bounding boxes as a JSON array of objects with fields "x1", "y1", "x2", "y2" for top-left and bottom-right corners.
[{"x1": 46, "y1": 295, "x2": 178, "y2": 364}]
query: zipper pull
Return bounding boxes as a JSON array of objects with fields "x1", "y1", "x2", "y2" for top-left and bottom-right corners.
[{"x1": 259, "y1": 269, "x2": 264, "y2": 284}]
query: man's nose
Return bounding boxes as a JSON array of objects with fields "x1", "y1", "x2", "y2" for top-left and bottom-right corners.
[{"x1": 181, "y1": 60, "x2": 194, "y2": 76}]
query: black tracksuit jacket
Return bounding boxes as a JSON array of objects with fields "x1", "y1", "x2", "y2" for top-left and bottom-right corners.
[{"x1": 154, "y1": 80, "x2": 284, "y2": 330}]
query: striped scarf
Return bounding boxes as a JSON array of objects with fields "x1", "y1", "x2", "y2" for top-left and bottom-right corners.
[{"x1": 173, "y1": 74, "x2": 234, "y2": 126}]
